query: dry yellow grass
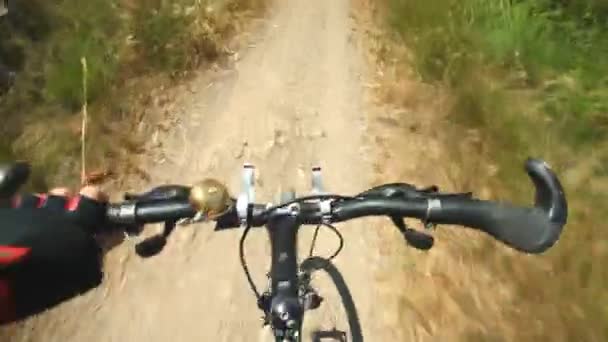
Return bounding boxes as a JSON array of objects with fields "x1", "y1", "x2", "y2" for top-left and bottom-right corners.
[{"x1": 352, "y1": 1, "x2": 579, "y2": 341}]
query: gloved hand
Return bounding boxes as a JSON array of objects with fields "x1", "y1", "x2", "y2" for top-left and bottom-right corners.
[{"x1": 0, "y1": 185, "x2": 108, "y2": 324}]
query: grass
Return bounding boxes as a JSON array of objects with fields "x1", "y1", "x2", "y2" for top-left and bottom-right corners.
[
  {"x1": 380, "y1": 0, "x2": 608, "y2": 340},
  {"x1": 0, "y1": 0, "x2": 267, "y2": 189}
]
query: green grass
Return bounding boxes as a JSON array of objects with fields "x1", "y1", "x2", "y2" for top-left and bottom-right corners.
[
  {"x1": 45, "y1": 0, "x2": 123, "y2": 110},
  {"x1": 385, "y1": 0, "x2": 608, "y2": 339},
  {"x1": 131, "y1": 0, "x2": 199, "y2": 71}
]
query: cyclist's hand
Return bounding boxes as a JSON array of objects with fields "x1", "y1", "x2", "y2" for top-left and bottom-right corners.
[
  {"x1": 49, "y1": 185, "x2": 108, "y2": 202},
  {"x1": 9, "y1": 185, "x2": 109, "y2": 232},
  {"x1": 0, "y1": 185, "x2": 108, "y2": 324}
]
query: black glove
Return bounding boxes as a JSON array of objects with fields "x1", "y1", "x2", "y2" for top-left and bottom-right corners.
[{"x1": 0, "y1": 188, "x2": 107, "y2": 324}]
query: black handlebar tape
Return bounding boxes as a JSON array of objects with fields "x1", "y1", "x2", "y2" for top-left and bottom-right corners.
[
  {"x1": 430, "y1": 198, "x2": 562, "y2": 254},
  {"x1": 332, "y1": 197, "x2": 564, "y2": 254},
  {"x1": 525, "y1": 158, "x2": 568, "y2": 226},
  {"x1": 137, "y1": 200, "x2": 196, "y2": 223},
  {"x1": 442, "y1": 158, "x2": 566, "y2": 254},
  {"x1": 106, "y1": 200, "x2": 196, "y2": 225},
  {"x1": 332, "y1": 198, "x2": 428, "y2": 221}
]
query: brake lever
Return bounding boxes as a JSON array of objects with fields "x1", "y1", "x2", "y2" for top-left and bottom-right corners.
[
  {"x1": 358, "y1": 182, "x2": 421, "y2": 199},
  {"x1": 359, "y1": 182, "x2": 473, "y2": 233},
  {"x1": 390, "y1": 216, "x2": 434, "y2": 251},
  {"x1": 115, "y1": 185, "x2": 187, "y2": 257},
  {"x1": 135, "y1": 220, "x2": 176, "y2": 257},
  {"x1": 358, "y1": 183, "x2": 437, "y2": 250},
  {"x1": 358, "y1": 182, "x2": 472, "y2": 200}
]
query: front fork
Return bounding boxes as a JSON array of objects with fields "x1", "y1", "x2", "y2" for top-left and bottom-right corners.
[{"x1": 297, "y1": 271, "x2": 324, "y2": 311}]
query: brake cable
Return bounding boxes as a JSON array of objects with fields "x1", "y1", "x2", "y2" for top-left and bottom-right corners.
[
  {"x1": 239, "y1": 221, "x2": 261, "y2": 300},
  {"x1": 308, "y1": 222, "x2": 344, "y2": 261}
]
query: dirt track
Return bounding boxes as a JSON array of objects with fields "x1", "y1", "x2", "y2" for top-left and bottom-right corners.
[{"x1": 3, "y1": 0, "x2": 400, "y2": 341}]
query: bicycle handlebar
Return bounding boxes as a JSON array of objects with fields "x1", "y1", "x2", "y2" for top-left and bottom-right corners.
[
  {"x1": 107, "y1": 200, "x2": 197, "y2": 225},
  {"x1": 105, "y1": 158, "x2": 568, "y2": 254},
  {"x1": 331, "y1": 159, "x2": 567, "y2": 253}
]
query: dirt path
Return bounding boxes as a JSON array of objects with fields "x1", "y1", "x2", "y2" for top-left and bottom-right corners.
[{"x1": 4, "y1": 0, "x2": 401, "y2": 341}]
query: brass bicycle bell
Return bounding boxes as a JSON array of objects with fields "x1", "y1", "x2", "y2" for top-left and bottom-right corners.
[{"x1": 188, "y1": 178, "x2": 233, "y2": 220}]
